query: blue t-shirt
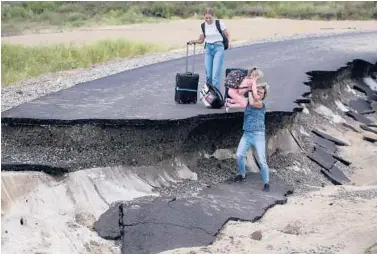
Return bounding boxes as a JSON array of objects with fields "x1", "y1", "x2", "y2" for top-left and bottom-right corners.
[{"x1": 243, "y1": 101, "x2": 267, "y2": 132}]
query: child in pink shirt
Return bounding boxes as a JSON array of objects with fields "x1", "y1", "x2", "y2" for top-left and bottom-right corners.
[{"x1": 224, "y1": 67, "x2": 264, "y2": 111}]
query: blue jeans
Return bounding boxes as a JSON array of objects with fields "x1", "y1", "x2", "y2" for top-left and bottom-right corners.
[
  {"x1": 205, "y1": 42, "x2": 224, "y2": 90},
  {"x1": 236, "y1": 131, "x2": 269, "y2": 183}
]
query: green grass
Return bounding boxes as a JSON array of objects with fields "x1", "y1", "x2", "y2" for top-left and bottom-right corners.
[
  {"x1": 2, "y1": 1, "x2": 376, "y2": 86},
  {"x1": 1, "y1": 39, "x2": 166, "y2": 86},
  {"x1": 2, "y1": 1, "x2": 377, "y2": 35}
]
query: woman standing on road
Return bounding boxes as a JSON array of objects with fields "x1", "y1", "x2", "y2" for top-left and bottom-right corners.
[
  {"x1": 233, "y1": 81, "x2": 271, "y2": 192},
  {"x1": 188, "y1": 7, "x2": 232, "y2": 91}
]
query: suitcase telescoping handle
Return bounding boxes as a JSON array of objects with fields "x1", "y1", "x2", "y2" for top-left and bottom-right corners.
[{"x1": 185, "y1": 42, "x2": 196, "y2": 74}]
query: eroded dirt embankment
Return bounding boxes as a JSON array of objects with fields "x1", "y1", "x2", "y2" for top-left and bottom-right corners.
[
  {"x1": 1, "y1": 110, "x2": 294, "y2": 172},
  {"x1": 2, "y1": 59, "x2": 377, "y2": 254},
  {"x1": 1, "y1": 78, "x2": 295, "y2": 254},
  {"x1": 93, "y1": 59, "x2": 377, "y2": 254},
  {"x1": 1, "y1": 114, "x2": 296, "y2": 254},
  {"x1": 159, "y1": 59, "x2": 377, "y2": 254}
]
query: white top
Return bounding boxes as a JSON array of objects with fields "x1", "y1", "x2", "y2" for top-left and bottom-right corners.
[{"x1": 201, "y1": 20, "x2": 226, "y2": 43}]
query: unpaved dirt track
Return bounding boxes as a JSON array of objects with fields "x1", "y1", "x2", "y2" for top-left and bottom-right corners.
[{"x1": 2, "y1": 18, "x2": 377, "y2": 47}]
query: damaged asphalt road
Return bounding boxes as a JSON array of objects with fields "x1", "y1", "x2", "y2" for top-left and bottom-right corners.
[
  {"x1": 2, "y1": 31, "x2": 376, "y2": 254},
  {"x1": 95, "y1": 173, "x2": 293, "y2": 254}
]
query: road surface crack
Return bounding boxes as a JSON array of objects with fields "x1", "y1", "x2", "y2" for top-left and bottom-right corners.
[{"x1": 124, "y1": 221, "x2": 213, "y2": 236}]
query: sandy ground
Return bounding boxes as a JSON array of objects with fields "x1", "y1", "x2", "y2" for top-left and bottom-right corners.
[
  {"x1": 162, "y1": 185, "x2": 377, "y2": 254},
  {"x1": 1, "y1": 164, "x2": 197, "y2": 254},
  {"x1": 2, "y1": 18, "x2": 377, "y2": 47}
]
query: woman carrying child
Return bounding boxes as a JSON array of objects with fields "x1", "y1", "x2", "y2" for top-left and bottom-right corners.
[{"x1": 225, "y1": 69, "x2": 271, "y2": 192}]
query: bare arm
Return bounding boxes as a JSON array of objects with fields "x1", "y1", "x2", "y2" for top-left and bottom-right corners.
[
  {"x1": 249, "y1": 79, "x2": 262, "y2": 101},
  {"x1": 223, "y1": 29, "x2": 232, "y2": 47},
  {"x1": 190, "y1": 34, "x2": 205, "y2": 44},
  {"x1": 238, "y1": 78, "x2": 250, "y2": 94},
  {"x1": 247, "y1": 91, "x2": 264, "y2": 109}
]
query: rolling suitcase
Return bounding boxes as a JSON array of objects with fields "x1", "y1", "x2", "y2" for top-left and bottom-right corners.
[{"x1": 175, "y1": 43, "x2": 199, "y2": 104}]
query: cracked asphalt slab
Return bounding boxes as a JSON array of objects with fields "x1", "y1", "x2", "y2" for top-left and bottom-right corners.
[
  {"x1": 95, "y1": 173, "x2": 292, "y2": 254},
  {"x1": 1, "y1": 31, "x2": 377, "y2": 121}
]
